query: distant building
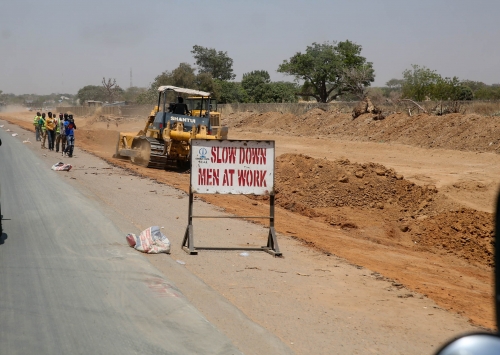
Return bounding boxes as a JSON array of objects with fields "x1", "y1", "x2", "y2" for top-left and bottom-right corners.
[
  {"x1": 86, "y1": 100, "x2": 103, "y2": 107},
  {"x1": 103, "y1": 101, "x2": 127, "y2": 107}
]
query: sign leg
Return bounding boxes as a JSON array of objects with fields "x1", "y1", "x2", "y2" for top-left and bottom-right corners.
[{"x1": 182, "y1": 224, "x2": 197, "y2": 255}]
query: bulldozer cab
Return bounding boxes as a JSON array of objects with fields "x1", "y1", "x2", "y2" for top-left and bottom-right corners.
[
  {"x1": 152, "y1": 86, "x2": 213, "y2": 134},
  {"x1": 186, "y1": 97, "x2": 218, "y2": 116},
  {"x1": 186, "y1": 97, "x2": 220, "y2": 127}
]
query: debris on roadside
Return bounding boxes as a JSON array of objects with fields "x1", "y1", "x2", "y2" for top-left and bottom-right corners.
[
  {"x1": 51, "y1": 162, "x2": 72, "y2": 171},
  {"x1": 126, "y1": 226, "x2": 171, "y2": 254}
]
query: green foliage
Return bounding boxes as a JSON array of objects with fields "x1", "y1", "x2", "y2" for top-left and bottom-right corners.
[
  {"x1": 217, "y1": 81, "x2": 249, "y2": 104},
  {"x1": 401, "y1": 65, "x2": 476, "y2": 101},
  {"x1": 123, "y1": 87, "x2": 147, "y2": 103},
  {"x1": 401, "y1": 65, "x2": 441, "y2": 101},
  {"x1": 136, "y1": 63, "x2": 221, "y2": 104},
  {"x1": 76, "y1": 85, "x2": 107, "y2": 103},
  {"x1": 455, "y1": 86, "x2": 473, "y2": 101},
  {"x1": 471, "y1": 83, "x2": 500, "y2": 100},
  {"x1": 240, "y1": 70, "x2": 299, "y2": 103},
  {"x1": 277, "y1": 40, "x2": 374, "y2": 102},
  {"x1": 191, "y1": 45, "x2": 236, "y2": 81},
  {"x1": 386, "y1": 78, "x2": 404, "y2": 90},
  {"x1": 264, "y1": 82, "x2": 299, "y2": 103},
  {"x1": 433, "y1": 76, "x2": 461, "y2": 101},
  {"x1": 241, "y1": 70, "x2": 271, "y2": 103},
  {"x1": 195, "y1": 72, "x2": 221, "y2": 100}
]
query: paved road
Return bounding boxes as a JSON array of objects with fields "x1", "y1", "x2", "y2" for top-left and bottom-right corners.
[{"x1": 0, "y1": 128, "x2": 242, "y2": 354}]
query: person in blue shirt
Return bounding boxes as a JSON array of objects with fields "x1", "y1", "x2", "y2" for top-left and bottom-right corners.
[{"x1": 63, "y1": 115, "x2": 77, "y2": 157}]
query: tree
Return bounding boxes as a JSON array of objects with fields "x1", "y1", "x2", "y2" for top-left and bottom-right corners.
[
  {"x1": 123, "y1": 87, "x2": 147, "y2": 103},
  {"x1": 191, "y1": 45, "x2": 236, "y2": 81},
  {"x1": 401, "y1": 65, "x2": 472, "y2": 101},
  {"x1": 241, "y1": 70, "x2": 271, "y2": 102},
  {"x1": 136, "y1": 63, "x2": 220, "y2": 104},
  {"x1": 264, "y1": 82, "x2": 299, "y2": 103},
  {"x1": 277, "y1": 40, "x2": 375, "y2": 102},
  {"x1": 195, "y1": 72, "x2": 221, "y2": 100},
  {"x1": 341, "y1": 64, "x2": 376, "y2": 99},
  {"x1": 432, "y1": 76, "x2": 461, "y2": 101},
  {"x1": 101, "y1": 77, "x2": 123, "y2": 102},
  {"x1": 217, "y1": 81, "x2": 249, "y2": 104},
  {"x1": 455, "y1": 86, "x2": 473, "y2": 101},
  {"x1": 401, "y1": 65, "x2": 441, "y2": 101},
  {"x1": 386, "y1": 78, "x2": 404, "y2": 91},
  {"x1": 76, "y1": 85, "x2": 106, "y2": 104}
]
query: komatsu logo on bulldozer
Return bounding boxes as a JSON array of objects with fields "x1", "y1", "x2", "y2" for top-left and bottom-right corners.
[{"x1": 191, "y1": 140, "x2": 274, "y2": 195}]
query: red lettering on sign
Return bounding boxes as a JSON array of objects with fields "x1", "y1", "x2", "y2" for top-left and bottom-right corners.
[
  {"x1": 239, "y1": 148, "x2": 267, "y2": 165},
  {"x1": 210, "y1": 147, "x2": 217, "y2": 163},
  {"x1": 211, "y1": 147, "x2": 237, "y2": 164},
  {"x1": 199, "y1": 168, "x2": 206, "y2": 185},
  {"x1": 237, "y1": 170, "x2": 267, "y2": 187},
  {"x1": 222, "y1": 169, "x2": 235, "y2": 186},
  {"x1": 198, "y1": 168, "x2": 220, "y2": 185},
  {"x1": 259, "y1": 170, "x2": 267, "y2": 187}
]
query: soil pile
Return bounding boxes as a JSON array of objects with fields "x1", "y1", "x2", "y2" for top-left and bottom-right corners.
[
  {"x1": 275, "y1": 153, "x2": 436, "y2": 215},
  {"x1": 231, "y1": 111, "x2": 500, "y2": 153},
  {"x1": 273, "y1": 153, "x2": 494, "y2": 267},
  {"x1": 415, "y1": 209, "x2": 494, "y2": 267}
]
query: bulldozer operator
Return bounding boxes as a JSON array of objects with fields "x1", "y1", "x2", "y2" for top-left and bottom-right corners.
[{"x1": 172, "y1": 97, "x2": 190, "y2": 115}]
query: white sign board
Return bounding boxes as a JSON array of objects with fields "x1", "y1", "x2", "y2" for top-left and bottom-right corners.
[{"x1": 191, "y1": 140, "x2": 275, "y2": 195}]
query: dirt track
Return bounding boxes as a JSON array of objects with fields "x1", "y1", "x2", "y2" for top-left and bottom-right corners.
[{"x1": 3, "y1": 109, "x2": 497, "y2": 331}]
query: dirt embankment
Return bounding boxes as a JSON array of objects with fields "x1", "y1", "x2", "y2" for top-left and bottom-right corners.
[
  {"x1": 272, "y1": 154, "x2": 493, "y2": 268},
  {"x1": 229, "y1": 110, "x2": 500, "y2": 153}
]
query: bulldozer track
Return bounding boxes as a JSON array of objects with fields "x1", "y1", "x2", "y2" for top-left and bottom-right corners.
[{"x1": 134, "y1": 137, "x2": 169, "y2": 169}]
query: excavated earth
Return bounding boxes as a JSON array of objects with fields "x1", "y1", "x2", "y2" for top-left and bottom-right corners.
[{"x1": 2, "y1": 109, "x2": 498, "y2": 329}]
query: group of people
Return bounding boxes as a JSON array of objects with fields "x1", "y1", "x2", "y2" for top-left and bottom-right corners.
[{"x1": 33, "y1": 112, "x2": 77, "y2": 157}]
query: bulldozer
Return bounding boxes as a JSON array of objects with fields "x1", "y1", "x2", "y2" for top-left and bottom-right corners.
[{"x1": 114, "y1": 86, "x2": 228, "y2": 169}]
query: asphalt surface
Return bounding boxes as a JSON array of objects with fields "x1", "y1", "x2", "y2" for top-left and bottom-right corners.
[{"x1": 0, "y1": 127, "x2": 242, "y2": 354}]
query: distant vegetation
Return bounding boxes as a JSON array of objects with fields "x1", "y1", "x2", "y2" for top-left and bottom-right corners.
[
  {"x1": 0, "y1": 90, "x2": 76, "y2": 108},
  {"x1": 2, "y1": 42, "x2": 499, "y2": 107},
  {"x1": 376, "y1": 65, "x2": 500, "y2": 103}
]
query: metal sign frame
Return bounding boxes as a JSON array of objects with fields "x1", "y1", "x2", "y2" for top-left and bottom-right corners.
[{"x1": 182, "y1": 139, "x2": 281, "y2": 257}]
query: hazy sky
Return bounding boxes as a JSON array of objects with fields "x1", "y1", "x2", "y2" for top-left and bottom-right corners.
[{"x1": 1, "y1": 0, "x2": 498, "y2": 95}]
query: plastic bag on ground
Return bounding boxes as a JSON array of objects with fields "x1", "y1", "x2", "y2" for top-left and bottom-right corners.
[
  {"x1": 51, "y1": 162, "x2": 72, "y2": 171},
  {"x1": 129, "y1": 226, "x2": 170, "y2": 254}
]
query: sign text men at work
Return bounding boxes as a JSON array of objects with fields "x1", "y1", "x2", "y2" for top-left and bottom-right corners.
[{"x1": 191, "y1": 140, "x2": 275, "y2": 195}]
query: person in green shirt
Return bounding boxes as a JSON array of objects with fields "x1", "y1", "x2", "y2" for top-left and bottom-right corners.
[
  {"x1": 39, "y1": 113, "x2": 47, "y2": 149},
  {"x1": 33, "y1": 112, "x2": 41, "y2": 141}
]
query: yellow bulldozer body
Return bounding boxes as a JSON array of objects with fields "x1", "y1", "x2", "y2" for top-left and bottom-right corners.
[{"x1": 114, "y1": 86, "x2": 228, "y2": 169}]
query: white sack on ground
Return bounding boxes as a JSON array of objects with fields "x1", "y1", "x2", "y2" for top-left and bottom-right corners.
[
  {"x1": 51, "y1": 162, "x2": 72, "y2": 171},
  {"x1": 128, "y1": 226, "x2": 171, "y2": 254}
]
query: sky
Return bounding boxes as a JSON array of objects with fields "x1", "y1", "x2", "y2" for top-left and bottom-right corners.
[{"x1": 0, "y1": 0, "x2": 499, "y2": 95}]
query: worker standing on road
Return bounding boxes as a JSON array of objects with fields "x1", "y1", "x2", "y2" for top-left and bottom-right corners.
[
  {"x1": 61, "y1": 114, "x2": 68, "y2": 154},
  {"x1": 46, "y1": 112, "x2": 56, "y2": 151},
  {"x1": 55, "y1": 113, "x2": 64, "y2": 153},
  {"x1": 33, "y1": 112, "x2": 42, "y2": 141},
  {"x1": 39, "y1": 113, "x2": 47, "y2": 149},
  {"x1": 64, "y1": 115, "x2": 76, "y2": 157}
]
